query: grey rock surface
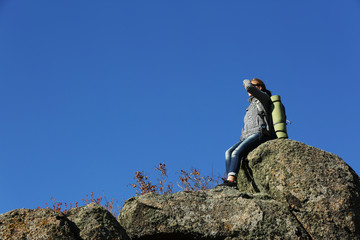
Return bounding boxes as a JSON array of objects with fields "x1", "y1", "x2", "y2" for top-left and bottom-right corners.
[
  {"x1": 2, "y1": 139, "x2": 359, "y2": 239},
  {"x1": 0, "y1": 208, "x2": 79, "y2": 240},
  {"x1": 238, "y1": 139, "x2": 360, "y2": 239},
  {"x1": 119, "y1": 139, "x2": 360, "y2": 239},
  {"x1": 66, "y1": 202, "x2": 129, "y2": 240},
  {"x1": 119, "y1": 188, "x2": 310, "y2": 239},
  {"x1": 0, "y1": 203, "x2": 129, "y2": 240}
]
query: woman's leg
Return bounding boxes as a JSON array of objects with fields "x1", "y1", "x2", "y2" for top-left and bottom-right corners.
[
  {"x1": 228, "y1": 133, "x2": 265, "y2": 178},
  {"x1": 225, "y1": 141, "x2": 242, "y2": 175}
]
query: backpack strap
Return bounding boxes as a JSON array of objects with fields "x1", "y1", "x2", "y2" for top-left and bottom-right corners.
[{"x1": 255, "y1": 99, "x2": 276, "y2": 139}]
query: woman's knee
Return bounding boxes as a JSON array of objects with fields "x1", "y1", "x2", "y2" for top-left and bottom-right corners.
[
  {"x1": 231, "y1": 149, "x2": 242, "y2": 159},
  {"x1": 225, "y1": 149, "x2": 232, "y2": 159}
]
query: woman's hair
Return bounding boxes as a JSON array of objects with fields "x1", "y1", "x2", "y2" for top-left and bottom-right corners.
[{"x1": 251, "y1": 78, "x2": 272, "y2": 96}]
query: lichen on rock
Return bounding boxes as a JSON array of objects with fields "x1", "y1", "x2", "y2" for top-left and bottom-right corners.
[
  {"x1": 119, "y1": 188, "x2": 310, "y2": 239},
  {"x1": 118, "y1": 139, "x2": 360, "y2": 239},
  {"x1": 238, "y1": 139, "x2": 360, "y2": 239},
  {"x1": 0, "y1": 203, "x2": 129, "y2": 240},
  {"x1": 1, "y1": 139, "x2": 360, "y2": 239},
  {"x1": 66, "y1": 202, "x2": 129, "y2": 240},
  {"x1": 0, "y1": 208, "x2": 79, "y2": 240}
]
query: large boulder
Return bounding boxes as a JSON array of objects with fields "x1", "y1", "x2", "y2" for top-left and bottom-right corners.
[
  {"x1": 119, "y1": 139, "x2": 360, "y2": 239},
  {"x1": 66, "y1": 202, "x2": 129, "y2": 240},
  {"x1": 0, "y1": 208, "x2": 79, "y2": 240},
  {"x1": 238, "y1": 139, "x2": 360, "y2": 239},
  {"x1": 119, "y1": 188, "x2": 310, "y2": 239}
]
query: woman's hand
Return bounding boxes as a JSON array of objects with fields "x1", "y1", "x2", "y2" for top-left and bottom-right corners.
[{"x1": 243, "y1": 79, "x2": 251, "y2": 88}]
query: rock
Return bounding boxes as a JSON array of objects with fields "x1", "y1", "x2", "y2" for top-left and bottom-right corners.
[
  {"x1": 0, "y1": 203, "x2": 130, "y2": 240},
  {"x1": 238, "y1": 139, "x2": 360, "y2": 239},
  {"x1": 66, "y1": 202, "x2": 129, "y2": 240},
  {"x1": 119, "y1": 139, "x2": 360, "y2": 239},
  {"x1": 0, "y1": 208, "x2": 79, "y2": 240},
  {"x1": 2, "y1": 139, "x2": 359, "y2": 239},
  {"x1": 119, "y1": 188, "x2": 310, "y2": 239}
]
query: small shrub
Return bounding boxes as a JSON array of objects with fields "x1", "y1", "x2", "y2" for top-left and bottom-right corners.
[
  {"x1": 130, "y1": 163, "x2": 173, "y2": 196},
  {"x1": 178, "y1": 168, "x2": 214, "y2": 191},
  {"x1": 42, "y1": 162, "x2": 222, "y2": 217},
  {"x1": 130, "y1": 162, "x2": 222, "y2": 195},
  {"x1": 43, "y1": 192, "x2": 121, "y2": 217}
]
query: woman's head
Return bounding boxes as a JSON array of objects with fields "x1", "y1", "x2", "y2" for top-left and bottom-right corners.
[{"x1": 251, "y1": 78, "x2": 272, "y2": 96}]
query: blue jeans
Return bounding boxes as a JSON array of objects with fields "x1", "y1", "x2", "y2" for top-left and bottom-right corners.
[{"x1": 225, "y1": 133, "x2": 268, "y2": 177}]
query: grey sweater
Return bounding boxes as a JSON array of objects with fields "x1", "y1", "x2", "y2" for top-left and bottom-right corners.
[{"x1": 241, "y1": 79, "x2": 272, "y2": 140}]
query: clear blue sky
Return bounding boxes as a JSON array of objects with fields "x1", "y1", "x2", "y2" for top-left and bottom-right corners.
[{"x1": 1, "y1": 1, "x2": 359, "y2": 214}]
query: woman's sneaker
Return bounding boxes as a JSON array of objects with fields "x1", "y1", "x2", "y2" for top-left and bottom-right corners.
[{"x1": 216, "y1": 180, "x2": 238, "y2": 189}]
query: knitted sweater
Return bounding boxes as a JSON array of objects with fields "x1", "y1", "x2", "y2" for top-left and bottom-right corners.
[{"x1": 241, "y1": 80, "x2": 272, "y2": 140}]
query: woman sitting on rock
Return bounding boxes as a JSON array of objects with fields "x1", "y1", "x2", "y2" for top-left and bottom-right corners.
[{"x1": 217, "y1": 78, "x2": 273, "y2": 189}]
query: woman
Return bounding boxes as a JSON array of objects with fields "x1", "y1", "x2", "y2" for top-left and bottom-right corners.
[{"x1": 217, "y1": 78, "x2": 273, "y2": 188}]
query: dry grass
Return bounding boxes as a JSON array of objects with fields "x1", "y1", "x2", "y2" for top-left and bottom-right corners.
[{"x1": 42, "y1": 162, "x2": 222, "y2": 217}]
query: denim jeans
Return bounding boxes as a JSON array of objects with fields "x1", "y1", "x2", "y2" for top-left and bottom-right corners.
[{"x1": 225, "y1": 133, "x2": 268, "y2": 177}]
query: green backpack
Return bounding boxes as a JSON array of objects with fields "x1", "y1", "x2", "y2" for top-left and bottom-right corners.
[
  {"x1": 270, "y1": 95, "x2": 288, "y2": 139},
  {"x1": 255, "y1": 95, "x2": 288, "y2": 139}
]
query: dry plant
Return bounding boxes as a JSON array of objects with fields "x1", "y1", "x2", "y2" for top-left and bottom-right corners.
[
  {"x1": 155, "y1": 162, "x2": 174, "y2": 194},
  {"x1": 43, "y1": 162, "x2": 221, "y2": 217},
  {"x1": 130, "y1": 162, "x2": 221, "y2": 195},
  {"x1": 178, "y1": 168, "x2": 215, "y2": 191},
  {"x1": 44, "y1": 191, "x2": 121, "y2": 217},
  {"x1": 130, "y1": 170, "x2": 156, "y2": 196},
  {"x1": 130, "y1": 162, "x2": 173, "y2": 196}
]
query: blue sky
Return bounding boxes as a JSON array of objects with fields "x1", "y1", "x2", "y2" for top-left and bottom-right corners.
[{"x1": 1, "y1": 1, "x2": 359, "y2": 214}]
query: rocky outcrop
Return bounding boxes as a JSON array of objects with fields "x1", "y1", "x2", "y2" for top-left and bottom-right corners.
[
  {"x1": 119, "y1": 139, "x2": 360, "y2": 239},
  {"x1": 0, "y1": 203, "x2": 129, "y2": 240},
  {"x1": 238, "y1": 139, "x2": 360, "y2": 239},
  {"x1": 119, "y1": 189, "x2": 311, "y2": 239},
  {"x1": 1, "y1": 139, "x2": 359, "y2": 239}
]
